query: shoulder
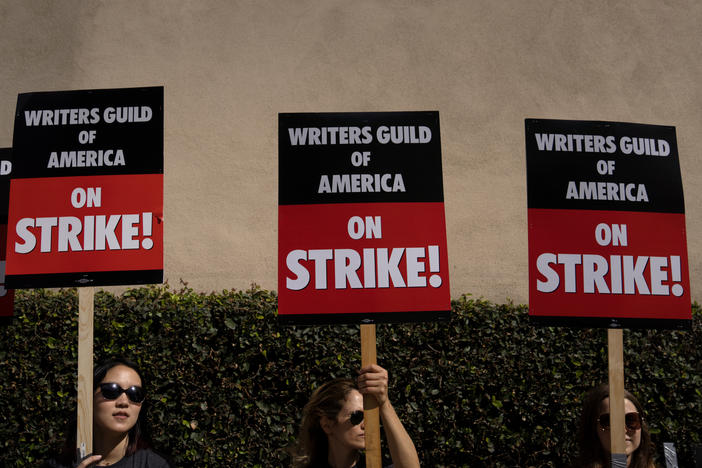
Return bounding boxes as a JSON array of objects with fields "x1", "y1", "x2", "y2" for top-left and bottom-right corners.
[
  {"x1": 116, "y1": 449, "x2": 173, "y2": 468},
  {"x1": 138, "y1": 448, "x2": 173, "y2": 467},
  {"x1": 352, "y1": 458, "x2": 394, "y2": 468},
  {"x1": 41, "y1": 459, "x2": 71, "y2": 468}
]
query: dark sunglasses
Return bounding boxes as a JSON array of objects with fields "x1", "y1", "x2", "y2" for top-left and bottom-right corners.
[
  {"x1": 98, "y1": 382, "x2": 145, "y2": 404},
  {"x1": 349, "y1": 410, "x2": 364, "y2": 426},
  {"x1": 597, "y1": 412, "x2": 642, "y2": 431}
]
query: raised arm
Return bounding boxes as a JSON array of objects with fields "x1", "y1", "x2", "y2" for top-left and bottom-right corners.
[{"x1": 357, "y1": 364, "x2": 420, "y2": 468}]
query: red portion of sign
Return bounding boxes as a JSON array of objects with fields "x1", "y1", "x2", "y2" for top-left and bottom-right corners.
[
  {"x1": 528, "y1": 209, "x2": 690, "y2": 320},
  {"x1": 6, "y1": 174, "x2": 163, "y2": 276},
  {"x1": 0, "y1": 224, "x2": 14, "y2": 316},
  {"x1": 0, "y1": 289, "x2": 15, "y2": 317},
  {"x1": 278, "y1": 202, "x2": 450, "y2": 316}
]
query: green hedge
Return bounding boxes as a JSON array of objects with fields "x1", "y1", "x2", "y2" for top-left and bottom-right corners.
[{"x1": 1, "y1": 286, "x2": 700, "y2": 467}]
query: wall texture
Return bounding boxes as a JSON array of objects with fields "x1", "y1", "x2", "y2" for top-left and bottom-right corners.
[{"x1": 1, "y1": 0, "x2": 701, "y2": 304}]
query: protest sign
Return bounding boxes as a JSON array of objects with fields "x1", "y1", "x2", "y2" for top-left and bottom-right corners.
[
  {"x1": 6, "y1": 86, "x2": 164, "y2": 457},
  {"x1": 6, "y1": 87, "x2": 163, "y2": 288},
  {"x1": 0, "y1": 148, "x2": 14, "y2": 316},
  {"x1": 526, "y1": 119, "x2": 690, "y2": 329},
  {"x1": 278, "y1": 112, "x2": 450, "y2": 324}
]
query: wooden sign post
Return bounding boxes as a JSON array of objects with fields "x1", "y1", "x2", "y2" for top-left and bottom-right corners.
[
  {"x1": 361, "y1": 324, "x2": 382, "y2": 468},
  {"x1": 607, "y1": 329, "x2": 627, "y2": 467},
  {"x1": 77, "y1": 287, "x2": 95, "y2": 457}
]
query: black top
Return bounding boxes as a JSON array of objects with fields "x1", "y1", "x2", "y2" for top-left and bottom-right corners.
[
  {"x1": 309, "y1": 455, "x2": 393, "y2": 468},
  {"x1": 43, "y1": 449, "x2": 172, "y2": 468}
]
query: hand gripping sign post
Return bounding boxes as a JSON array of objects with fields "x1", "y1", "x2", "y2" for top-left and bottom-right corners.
[
  {"x1": 0, "y1": 148, "x2": 14, "y2": 317},
  {"x1": 525, "y1": 119, "x2": 691, "y2": 466},
  {"x1": 6, "y1": 87, "x2": 164, "y2": 458},
  {"x1": 279, "y1": 112, "x2": 450, "y2": 467}
]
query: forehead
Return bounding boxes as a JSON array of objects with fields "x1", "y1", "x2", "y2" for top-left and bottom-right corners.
[
  {"x1": 339, "y1": 389, "x2": 363, "y2": 416},
  {"x1": 101, "y1": 364, "x2": 142, "y2": 387},
  {"x1": 599, "y1": 397, "x2": 637, "y2": 413},
  {"x1": 624, "y1": 398, "x2": 637, "y2": 412}
]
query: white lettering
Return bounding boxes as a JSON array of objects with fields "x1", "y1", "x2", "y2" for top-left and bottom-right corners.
[
  {"x1": 15, "y1": 218, "x2": 37, "y2": 254},
  {"x1": 565, "y1": 181, "x2": 648, "y2": 202},
  {"x1": 284, "y1": 246, "x2": 443, "y2": 291},
  {"x1": 47, "y1": 150, "x2": 126, "y2": 168},
  {"x1": 535, "y1": 253, "x2": 681, "y2": 296},
  {"x1": 12, "y1": 213, "x2": 155, "y2": 255},
  {"x1": 318, "y1": 174, "x2": 406, "y2": 193},
  {"x1": 286, "y1": 250, "x2": 309, "y2": 290}
]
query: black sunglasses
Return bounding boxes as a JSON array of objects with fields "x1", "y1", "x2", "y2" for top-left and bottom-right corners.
[
  {"x1": 98, "y1": 382, "x2": 145, "y2": 404},
  {"x1": 597, "y1": 412, "x2": 642, "y2": 431},
  {"x1": 349, "y1": 410, "x2": 364, "y2": 426}
]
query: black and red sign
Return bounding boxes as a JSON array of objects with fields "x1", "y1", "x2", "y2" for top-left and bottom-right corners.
[
  {"x1": 5, "y1": 87, "x2": 163, "y2": 288},
  {"x1": 278, "y1": 112, "x2": 450, "y2": 324},
  {"x1": 0, "y1": 148, "x2": 14, "y2": 316},
  {"x1": 526, "y1": 119, "x2": 690, "y2": 329}
]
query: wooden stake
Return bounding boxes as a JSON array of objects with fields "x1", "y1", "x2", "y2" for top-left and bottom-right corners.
[
  {"x1": 361, "y1": 324, "x2": 382, "y2": 468},
  {"x1": 607, "y1": 328, "x2": 627, "y2": 467},
  {"x1": 77, "y1": 287, "x2": 95, "y2": 458}
]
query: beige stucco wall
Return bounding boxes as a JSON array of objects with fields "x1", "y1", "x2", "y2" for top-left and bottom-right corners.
[{"x1": 1, "y1": 0, "x2": 700, "y2": 304}]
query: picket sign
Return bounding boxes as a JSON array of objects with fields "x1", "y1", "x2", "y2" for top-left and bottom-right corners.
[
  {"x1": 7, "y1": 87, "x2": 164, "y2": 459},
  {"x1": 361, "y1": 324, "x2": 382, "y2": 468},
  {"x1": 277, "y1": 112, "x2": 450, "y2": 466},
  {"x1": 77, "y1": 287, "x2": 95, "y2": 457},
  {"x1": 525, "y1": 119, "x2": 692, "y2": 468},
  {"x1": 607, "y1": 329, "x2": 627, "y2": 467}
]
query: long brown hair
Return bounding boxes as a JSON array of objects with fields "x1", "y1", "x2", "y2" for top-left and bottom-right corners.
[
  {"x1": 291, "y1": 378, "x2": 359, "y2": 468},
  {"x1": 574, "y1": 384, "x2": 656, "y2": 468}
]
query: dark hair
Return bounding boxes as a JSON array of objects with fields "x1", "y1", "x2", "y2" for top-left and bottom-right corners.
[
  {"x1": 56, "y1": 358, "x2": 152, "y2": 463},
  {"x1": 291, "y1": 378, "x2": 359, "y2": 468},
  {"x1": 574, "y1": 384, "x2": 656, "y2": 468}
]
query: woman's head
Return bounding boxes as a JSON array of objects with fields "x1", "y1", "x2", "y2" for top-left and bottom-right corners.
[
  {"x1": 293, "y1": 378, "x2": 365, "y2": 467},
  {"x1": 55, "y1": 358, "x2": 152, "y2": 462},
  {"x1": 577, "y1": 384, "x2": 654, "y2": 468},
  {"x1": 92, "y1": 358, "x2": 150, "y2": 454},
  {"x1": 595, "y1": 397, "x2": 642, "y2": 457}
]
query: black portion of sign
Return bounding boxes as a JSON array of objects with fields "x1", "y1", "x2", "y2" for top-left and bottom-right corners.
[
  {"x1": 279, "y1": 112, "x2": 443, "y2": 205},
  {"x1": 12, "y1": 87, "x2": 163, "y2": 179},
  {"x1": 530, "y1": 315, "x2": 691, "y2": 331},
  {"x1": 277, "y1": 310, "x2": 451, "y2": 325},
  {"x1": 5, "y1": 269, "x2": 163, "y2": 289},
  {"x1": 0, "y1": 148, "x2": 11, "y2": 223},
  {"x1": 525, "y1": 119, "x2": 684, "y2": 213}
]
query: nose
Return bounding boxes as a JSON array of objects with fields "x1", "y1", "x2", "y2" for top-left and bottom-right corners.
[{"x1": 115, "y1": 392, "x2": 130, "y2": 406}]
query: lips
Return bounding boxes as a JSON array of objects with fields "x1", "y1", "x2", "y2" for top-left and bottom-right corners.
[{"x1": 113, "y1": 411, "x2": 129, "y2": 419}]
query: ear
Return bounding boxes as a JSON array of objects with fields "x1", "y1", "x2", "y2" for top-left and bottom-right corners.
[{"x1": 320, "y1": 416, "x2": 335, "y2": 435}]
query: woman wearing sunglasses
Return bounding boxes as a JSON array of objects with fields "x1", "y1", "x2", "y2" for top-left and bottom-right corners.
[
  {"x1": 43, "y1": 358, "x2": 171, "y2": 468},
  {"x1": 291, "y1": 364, "x2": 420, "y2": 468},
  {"x1": 572, "y1": 384, "x2": 656, "y2": 468}
]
